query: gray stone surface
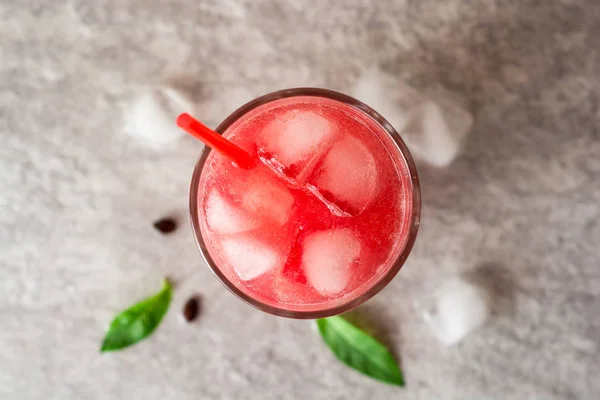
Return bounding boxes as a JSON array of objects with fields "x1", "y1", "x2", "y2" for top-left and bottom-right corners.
[{"x1": 1, "y1": 1, "x2": 599, "y2": 399}]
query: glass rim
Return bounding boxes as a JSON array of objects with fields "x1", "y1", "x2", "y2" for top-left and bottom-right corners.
[{"x1": 189, "y1": 87, "x2": 421, "y2": 319}]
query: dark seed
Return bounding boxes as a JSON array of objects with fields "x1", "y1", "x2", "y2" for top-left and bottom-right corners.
[
  {"x1": 183, "y1": 296, "x2": 200, "y2": 322},
  {"x1": 153, "y1": 218, "x2": 177, "y2": 234}
]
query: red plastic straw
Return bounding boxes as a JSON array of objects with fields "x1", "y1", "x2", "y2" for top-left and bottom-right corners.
[{"x1": 176, "y1": 113, "x2": 254, "y2": 169}]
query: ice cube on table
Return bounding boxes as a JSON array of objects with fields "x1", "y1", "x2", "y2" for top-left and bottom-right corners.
[
  {"x1": 302, "y1": 229, "x2": 362, "y2": 295},
  {"x1": 312, "y1": 135, "x2": 378, "y2": 215},
  {"x1": 351, "y1": 69, "x2": 415, "y2": 132},
  {"x1": 402, "y1": 99, "x2": 473, "y2": 167},
  {"x1": 351, "y1": 68, "x2": 473, "y2": 167},
  {"x1": 221, "y1": 236, "x2": 279, "y2": 281},
  {"x1": 127, "y1": 85, "x2": 196, "y2": 147},
  {"x1": 423, "y1": 277, "x2": 491, "y2": 345},
  {"x1": 259, "y1": 110, "x2": 336, "y2": 179},
  {"x1": 241, "y1": 172, "x2": 294, "y2": 226},
  {"x1": 206, "y1": 190, "x2": 259, "y2": 234}
]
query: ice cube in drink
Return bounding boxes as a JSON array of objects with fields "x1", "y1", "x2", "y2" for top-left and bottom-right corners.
[
  {"x1": 258, "y1": 109, "x2": 337, "y2": 182},
  {"x1": 302, "y1": 228, "x2": 362, "y2": 295},
  {"x1": 308, "y1": 135, "x2": 378, "y2": 216},
  {"x1": 206, "y1": 190, "x2": 258, "y2": 234},
  {"x1": 194, "y1": 93, "x2": 418, "y2": 315}
]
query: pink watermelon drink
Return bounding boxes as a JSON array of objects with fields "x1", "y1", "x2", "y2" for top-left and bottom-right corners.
[{"x1": 189, "y1": 89, "x2": 420, "y2": 318}]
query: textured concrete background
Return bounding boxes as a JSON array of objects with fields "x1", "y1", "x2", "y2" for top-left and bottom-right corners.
[{"x1": 1, "y1": 1, "x2": 599, "y2": 399}]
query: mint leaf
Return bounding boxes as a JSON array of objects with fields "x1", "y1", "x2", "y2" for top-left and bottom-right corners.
[
  {"x1": 101, "y1": 280, "x2": 172, "y2": 352},
  {"x1": 317, "y1": 316, "x2": 404, "y2": 386}
]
